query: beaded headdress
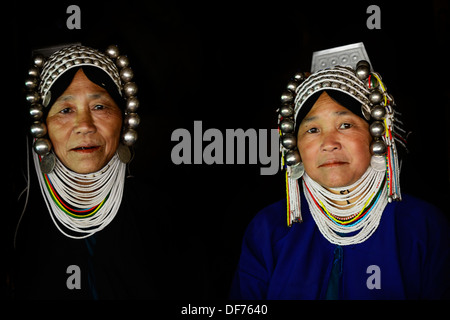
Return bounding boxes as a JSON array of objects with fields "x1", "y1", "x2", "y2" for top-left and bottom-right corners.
[
  {"x1": 20, "y1": 44, "x2": 141, "y2": 240},
  {"x1": 277, "y1": 43, "x2": 408, "y2": 226},
  {"x1": 24, "y1": 44, "x2": 140, "y2": 173}
]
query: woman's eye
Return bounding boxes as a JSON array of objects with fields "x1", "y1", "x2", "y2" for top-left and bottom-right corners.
[
  {"x1": 93, "y1": 104, "x2": 105, "y2": 110},
  {"x1": 307, "y1": 127, "x2": 319, "y2": 134},
  {"x1": 339, "y1": 123, "x2": 353, "y2": 130},
  {"x1": 59, "y1": 107, "x2": 72, "y2": 114}
]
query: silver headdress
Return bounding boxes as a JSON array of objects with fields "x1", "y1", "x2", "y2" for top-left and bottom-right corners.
[
  {"x1": 25, "y1": 44, "x2": 140, "y2": 173},
  {"x1": 277, "y1": 43, "x2": 408, "y2": 226}
]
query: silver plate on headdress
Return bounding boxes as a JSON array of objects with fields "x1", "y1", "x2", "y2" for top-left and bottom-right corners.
[{"x1": 311, "y1": 42, "x2": 372, "y2": 73}]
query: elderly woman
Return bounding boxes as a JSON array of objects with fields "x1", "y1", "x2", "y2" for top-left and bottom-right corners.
[
  {"x1": 230, "y1": 44, "x2": 450, "y2": 299},
  {"x1": 14, "y1": 45, "x2": 163, "y2": 299}
]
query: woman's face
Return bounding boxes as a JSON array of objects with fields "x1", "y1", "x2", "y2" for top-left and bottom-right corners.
[
  {"x1": 297, "y1": 92, "x2": 372, "y2": 189},
  {"x1": 46, "y1": 69, "x2": 122, "y2": 174}
]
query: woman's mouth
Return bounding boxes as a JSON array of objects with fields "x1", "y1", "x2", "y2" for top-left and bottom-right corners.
[
  {"x1": 71, "y1": 146, "x2": 101, "y2": 153},
  {"x1": 319, "y1": 160, "x2": 348, "y2": 168}
]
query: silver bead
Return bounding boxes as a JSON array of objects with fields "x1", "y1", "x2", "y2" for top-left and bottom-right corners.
[
  {"x1": 30, "y1": 121, "x2": 47, "y2": 138},
  {"x1": 25, "y1": 91, "x2": 41, "y2": 104},
  {"x1": 285, "y1": 150, "x2": 301, "y2": 166},
  {"x1": 356, "y1": 65, "x2": 370, "y2": 80},
  {"x1": 120, "y1": 67, "x2": 134, "y2": 82},
  {"x1": 29, "y1": 104, "x2": 43, "y2": 120},
  {"x1": 356, "y1": 60, "x2": 370, "y2": 69},
  {"x1": 280, "y1": 118, "x2": 295, "y2": 133},
  {"x1": 281, "y1": 90, "x2": 294, "y2": 104},
  {"x1": 126, "y1": 97, "x2": 140, "y2": 112},
  {"x1": 116, "y1": 55, "x2": 129, "y2": 68},
  {"x1": 124, "y1": 113, "x2": 140, "y2": 129},
  {"x1": 294, "y1": 72, "x2": 306, "y2": 81},
  {"x1": 123, "y1": 82, "x2": 138, "y2": 97},
  {"x1": 286, "y1": 80, "x2": 300, "y2": 92},
  {"x1": 279, "y1": 104, "x2": 294, "y2": 118},
  {"x1": 33, "y1": 138, "x2": 52, "y2": 155},
  {"x1": 105, "y1": 45, "x2": 120, "y2": 59},
  {"x1": 371, "y1": 140, "x2": 387, "y2": 155},
  {"x1": 371, "y1": 105, "x2": 386, "y2": 120},
  {"x1": 281, "y1": 133, "x2": 297, "y2": 149},
  {"x1": 25, "y1": 77, "x2": 39, "y2": 90},
  {"x1": 369, "y1": 121, "x2": 385, "y2": 137},
  {"x1": 122, "y1": 129, "x2": 138, "y2": 146},
  {"x1": 368, "y1": 89, "x2": 383, "y2": 104},
  {"x1": 28, "y1": 66, "x2": 40, "y2": 77},
  {"x1": 33, "y1": 54, "x2": 45, "y2": 68}
]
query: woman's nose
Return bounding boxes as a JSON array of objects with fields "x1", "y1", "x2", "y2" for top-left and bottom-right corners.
[
  {"x1": 73, "y1": 109, "x2": 96, "y2": 135},
  {"x1": 320, "y1": 131, "x2": 341, "y2": 152}
]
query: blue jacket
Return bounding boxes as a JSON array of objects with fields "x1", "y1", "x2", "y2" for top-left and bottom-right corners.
[{"x1": 230, "y1": 194, "x2": 450, "y2": 299}]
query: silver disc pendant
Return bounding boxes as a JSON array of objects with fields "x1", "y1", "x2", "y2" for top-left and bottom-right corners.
[
  {"x1": 289, "y1": 162, "x2": 305, "y2": 180},
  {"x1": 40, "y1": 152, "x2": 56, "y2": 174},
  {"x1": 370, "y1": 155, "x2": 386, "y2": 172},
  {"x1": 117, "y1": 143, "x2": 131, "y2": 164}
]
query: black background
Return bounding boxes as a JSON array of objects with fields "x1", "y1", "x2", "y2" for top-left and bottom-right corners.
[{"x1": 6, "y1": 0, "x2": 450, "y2": 300}]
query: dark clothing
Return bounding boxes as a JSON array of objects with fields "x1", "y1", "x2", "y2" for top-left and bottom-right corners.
[
  {"x1": 13, "y1": 175, "x2": 168, "y2": 299},
  {"x1": 230, "y1": 193, "x2": 450, "y2": 299}
]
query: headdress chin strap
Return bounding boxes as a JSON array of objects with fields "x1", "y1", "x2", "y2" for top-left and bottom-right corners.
[
  {"x1": 277, "y1": 43, "x2": 408, "y2": 227},
  {"x1": 25, "y1": 44, "x2": 141, "y2": 173}
]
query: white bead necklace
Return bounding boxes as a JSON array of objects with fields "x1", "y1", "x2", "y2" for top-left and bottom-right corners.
[
  {"x1": 33, "y1": 151, "x2": 126, "y2": 239},
  {"x1": 303, "y1": 166, "x2": 387, "y2": 246}
]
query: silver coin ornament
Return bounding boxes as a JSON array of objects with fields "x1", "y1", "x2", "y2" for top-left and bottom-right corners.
[
  {"x1": 40, "y1": 152, "x2": 56, "y2": 174},
  {"x1": 117, "y1": 143, "x2": 132, "y2": 164},
  {"x1": 370, "y1": 155, "x2": 386, "y2": 172},
  {"x1": 289, "y1": 161, "x2": 305, "y2": 180}
]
